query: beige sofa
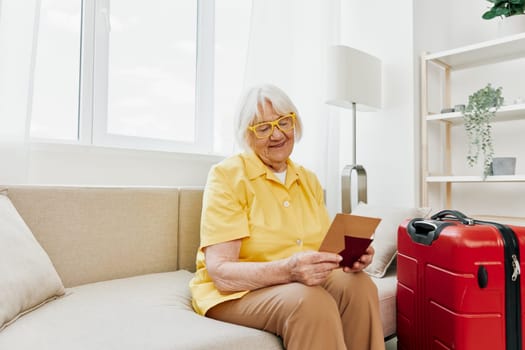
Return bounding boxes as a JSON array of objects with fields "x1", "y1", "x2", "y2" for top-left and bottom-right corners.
[{"x1": 0, "y1": 185, "x2": 397, "y2": 349}]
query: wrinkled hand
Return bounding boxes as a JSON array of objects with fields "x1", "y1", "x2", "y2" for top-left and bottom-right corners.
[
  {"x1": 287, "y1": 251, "x2": 342, "y2": 286},
  {"x1": 342, "y1": 245, "x2": 375, "y2": 273}
]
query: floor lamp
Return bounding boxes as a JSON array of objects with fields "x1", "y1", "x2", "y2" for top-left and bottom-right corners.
[{"x1": 326, "y1": 45, "x2": 382, "y2": 213}]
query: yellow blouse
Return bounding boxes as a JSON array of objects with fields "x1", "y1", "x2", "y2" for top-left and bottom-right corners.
[{"x1": 189, "y1": 151, "x2": 331, "y2": 315}]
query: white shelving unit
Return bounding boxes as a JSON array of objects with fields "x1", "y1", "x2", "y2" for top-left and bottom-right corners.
[
  {"x1": 423, "y1": 33, "x2": 525, "y2": 69},
  {"x1": 426, "y1": 175, "x2": 525, "y2": 183},
  {"x1": 426, "y1": 103, "x2": 525, "y2": 124},
  {"x1": 420, "y1": 33, "x2": 525, "y2": 219}
]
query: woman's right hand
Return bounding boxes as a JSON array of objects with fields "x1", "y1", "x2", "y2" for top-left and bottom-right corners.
[{"x1": 287, "y1": 251, "x2": 342, "y2": 286}]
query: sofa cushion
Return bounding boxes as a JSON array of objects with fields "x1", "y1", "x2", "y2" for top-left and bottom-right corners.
[
  {"x1": 0, "y1": 270, "x2": 284, "y2": 350},
  {"x1": 372, "y1": 265, "x2": 397, "y2": 338},
  {"x1": 6, "y1": 186, "x2": 180, "y2": 287},
  {"x1": 0, "y1": 191, "x2": 65, "y2": 331},
  {"x1": 353, "y1": 202, "x2": 430, "y2": 278},
  {"x1": 178, "y1": 188, "x2": 204, "y2": 272}
]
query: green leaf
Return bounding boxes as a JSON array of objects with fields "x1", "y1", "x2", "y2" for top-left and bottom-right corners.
[
  {"x1": 462, "y1": 84, "x2": 503, "y2": 177},
  {"x1": 495, "y1": 7, "x2": 511, "y2": 16},
  {"x1": 483, "y1": 10, "x2": 498, "y2": 19},
  {"x1": 484, "y1": 0, "x2": 525, "y2": 19}
]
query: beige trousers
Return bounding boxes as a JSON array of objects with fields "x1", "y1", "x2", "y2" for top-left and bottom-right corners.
[{"x1": 206, "y1": 269, "x2": 385, "y2": 350}]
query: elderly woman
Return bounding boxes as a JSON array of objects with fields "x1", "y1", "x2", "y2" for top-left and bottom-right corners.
[{"x1": 190, "y1": 84, "x2": 384, "y2": 350}]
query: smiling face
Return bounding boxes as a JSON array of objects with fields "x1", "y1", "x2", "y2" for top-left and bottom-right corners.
[{"x1": 248, "y1": 99, "x2": 295, "y2": 172}]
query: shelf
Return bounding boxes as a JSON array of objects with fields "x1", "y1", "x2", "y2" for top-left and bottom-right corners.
[
  {"x1": 426, "y1": 175, "x2": 525, "y2": 183},
  {"x1": 426, "y1": 103, "x2": 525, "y2": 124},
  {"x1": 421, "y1": 33, "x2": 525, "y2": 209},
  {"x1": 424, "y1": 32, "x2": 525, "y2": 70}
]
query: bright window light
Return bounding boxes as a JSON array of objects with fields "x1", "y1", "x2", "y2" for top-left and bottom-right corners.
[
  {"x1": 29, "y1": 0, "x2": 82, "y2": 141},
  {"x1": 106, "y1": 0, "x2": 197, "y2": 143}
]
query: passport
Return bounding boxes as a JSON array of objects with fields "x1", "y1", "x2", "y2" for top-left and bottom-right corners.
[{"x1": 319, "y1": 213, "x2": 381, "y2": 268}]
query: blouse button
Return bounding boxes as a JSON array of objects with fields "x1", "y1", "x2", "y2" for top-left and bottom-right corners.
[
  {"x1": 283, "y1": 200, "x2": 290, "y2": 208},
  {"x1": 296, "y1": 239, "x2": 302, "y2": 246}
]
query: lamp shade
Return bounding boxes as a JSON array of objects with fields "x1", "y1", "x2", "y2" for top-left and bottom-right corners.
[{"x1": 326, "y1": 45, "x2": 382, "y2": 111}]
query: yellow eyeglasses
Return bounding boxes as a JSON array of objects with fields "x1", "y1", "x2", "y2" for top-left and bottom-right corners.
[{"x1": 248, "y1": 113, "x2": 296, "y2": 139}]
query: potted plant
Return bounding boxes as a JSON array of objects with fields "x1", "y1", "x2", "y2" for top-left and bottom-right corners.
[
  {"x1": 482, "y1": 0, "x2": 525, "y2": 19},
  {"x1": 462, "y1": 83, "x2": 504, "y2": 178}
]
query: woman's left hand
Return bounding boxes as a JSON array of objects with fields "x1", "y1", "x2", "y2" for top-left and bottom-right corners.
[{"x1": 342, "y1": 245, "x2": 374, "y2": 273}]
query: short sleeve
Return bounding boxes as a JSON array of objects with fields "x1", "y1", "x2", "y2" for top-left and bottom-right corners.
[{"x1": 200, "y1": 165, "x2": 250, "y2": 248}]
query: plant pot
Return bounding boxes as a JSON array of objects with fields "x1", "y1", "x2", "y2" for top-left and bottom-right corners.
[
  {"x1": 491, "y1": 157, "x2": 517, "y2": 175},
  {"x1": 497, "y1": 15, "x2": 525, "y2": 37}
]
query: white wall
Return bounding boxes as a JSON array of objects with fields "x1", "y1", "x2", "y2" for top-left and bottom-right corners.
[
  {"x1": 415, "y1": 0, "x2": 512, "y2": 52},
  {"x1": 336, "y1": 1, "x2": 417, "y2": 209},
  {"x1": 2, "y1": 143, "x2": 222, "y2": 187}
]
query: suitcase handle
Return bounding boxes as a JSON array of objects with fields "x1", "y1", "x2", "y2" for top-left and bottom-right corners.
[
  {"x1": 407, "y1": 218, "x2": 453, "y2": 245},
  {"x1": 430, "y1": 210, "x2": 474, "y2": 225}
]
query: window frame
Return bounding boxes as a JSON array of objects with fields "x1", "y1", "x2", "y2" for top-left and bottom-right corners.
[{"x1": 75, "y1": 0, "x2": 215, "y2": 154}]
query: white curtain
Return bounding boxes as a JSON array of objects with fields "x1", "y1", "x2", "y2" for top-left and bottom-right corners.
[
  {"x1": 0, "y1": 0, "x2": 39, "y2": 184},
  {"x1": 243, "y1": 0, "x2": 342, "y2": 215}
]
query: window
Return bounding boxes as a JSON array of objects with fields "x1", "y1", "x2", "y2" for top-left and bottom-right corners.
[
  {"x1": 106, "y1": 1, "x2": 197, "y2": 142},
  {"x1": 25, "y1": 0, "x2": 252, "y2": 155},
  {"x1": 92, "y1": 0, "x2": 202, "y2": 152}
]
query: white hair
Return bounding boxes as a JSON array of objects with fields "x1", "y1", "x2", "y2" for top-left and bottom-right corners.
[{"x1": 234, "y1": 84, "x2": 303, "y2": 151}]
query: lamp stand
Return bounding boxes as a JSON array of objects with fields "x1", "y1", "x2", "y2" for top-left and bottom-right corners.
[{"x1": 341, "y1": 102, "x2": 367, "y2": 213}]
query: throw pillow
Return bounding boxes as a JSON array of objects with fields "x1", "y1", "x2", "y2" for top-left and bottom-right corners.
[
  {"x1": 352, "y1": 202, "x2": 431, "y2": 278},
  {"x1": 0, "y1": 190, "x2": 65, "y2": 331}
]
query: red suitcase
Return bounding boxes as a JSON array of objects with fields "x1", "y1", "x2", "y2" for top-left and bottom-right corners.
[{"x1": 397, "y1": 210, "x2": 525, "y2": 350}]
